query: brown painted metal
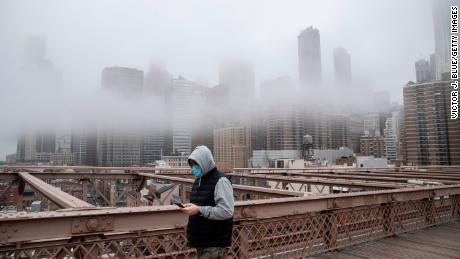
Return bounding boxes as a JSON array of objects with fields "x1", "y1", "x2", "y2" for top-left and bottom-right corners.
[
  {"x1": 0, "y1": 166, "x2": 459, "y2": 258},
  {"x1": 138, "y1": 172, "x2": 305, "y2": 197},
  {"x1": 233, "y1": 168, "x2": 460, "y2": 183},
  {"x1": 228, "y1": 172, "x2": 406, "y2": 190},
  {"x1": 17, "y1": 172, "x2": 94, "y2": 209},
  {"x1": 0, "y1": 187, "x2": 459, "y2": 258},
  {"x1": 1, "y1": 184, "x2": 459, "y2": 245},
  {"x1": 0, "y1": 172, "x2": 142, "y2": 181}
]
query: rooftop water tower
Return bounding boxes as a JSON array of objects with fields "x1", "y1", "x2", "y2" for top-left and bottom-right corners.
[{"x1": 302, "y1": 135, "x2": 314, "y2": 161}]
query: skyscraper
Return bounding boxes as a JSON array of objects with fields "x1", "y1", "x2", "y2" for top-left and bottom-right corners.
[
  {"x1": 304, "y1": 109, "x2": 330, "y2": 150},
  {"x1": 164, "y1": 78, "x2": 206, "y2": 155},
  {"x1": 214, "y1": 127, "x2": 251, "y2": 172},
  {"x1": 403, "y1": 77, "x2": 460, "y2": 165},
  {"x1": 349, "y1": 114, "x2": 364, "y2": 153},
  {"x1": 16, "y1": 132, "x2": 37, "y2": 162},
  {"x1": 267, "y1": 101, "x2": 305, "y2": 150},
  {"x1": 22, "y1": 36, "x2": 62, "y2": 92},
  {"x1": 363, "y1": 113, "x2": 380, "y2": 137},
  {"x1": 55, "y1": 129, "x2": 72, "y2": 153},
  {"x1": 333, "y1": 47, "x2": 352, "y2": 85},
  {"x1": 35, "y1": 131, "x2": 56, "y2": 153},
  {"x1": 71, "y1": 129, "x2": 97, "y2": 166},
  {"x1": 360, "y1": 129, "x2": 386, "y2": 158},
  {"x1": 298, "y1": 26, "x2": 322, "y2": 88},
  {"x1": 142, "y1": 129, "x2": 164, "y2": 165},
  {"x1": 144, "y1": 64, "x2": 171, "y2": 96},
  {"x1": 415, "y1": 58, "x2": 435, "y2": 83},
  {"x1": 384, "y1": 118, "x2": 397, "y2": 163},
  {"x1": 432, "y1": 0, "x2": 460, "y2": 79},
  {"x1": 330, "y1": 115, "x2": 351, "y2": 149},
  {"x1": 101, "y1": 66, "x2": 144, "y2": 94},
  {"x1": 97, "y1": 129, "x2": 142, "y2": 166}
]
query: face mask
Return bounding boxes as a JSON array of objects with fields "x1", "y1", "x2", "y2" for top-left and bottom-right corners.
[{"x1": 192, "y1": 166, "x2": 202, "y2": 178}]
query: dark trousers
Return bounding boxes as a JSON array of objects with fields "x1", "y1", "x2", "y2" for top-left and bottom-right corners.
[{"x1": 196, "y1": 247, "x2": 228, "y2": 259}]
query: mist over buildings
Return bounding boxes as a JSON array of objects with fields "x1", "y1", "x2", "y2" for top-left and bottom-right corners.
[{"x1": 0, "y1": 0, "x2": 441, "y2": 162}]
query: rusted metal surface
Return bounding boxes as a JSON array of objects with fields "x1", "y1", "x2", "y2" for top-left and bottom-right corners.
[
  {"x1": 139, "y1": 172, "x2": 305, "y2": 197},
  {"x1": 0, "y1": 172, "x2": 142, "y2": 181},
  {"x1": 17, "y1": 172, "x2": 94, "y2": 209},
  {"x1": 233, "y1": 168, "x2": 460, "y2": 182},
  {"x1": 233, "y1": 171, "x2": 460, "y2": 184},
  {"x1": 228, "y1": 172, "x2": 408, "y2": 190},
  {"x1": 0, "y1": 166, "x2": 459, "y2": 258},
  {"x1": 0, "y1": 185, "x2": 458, "y2": 258}
]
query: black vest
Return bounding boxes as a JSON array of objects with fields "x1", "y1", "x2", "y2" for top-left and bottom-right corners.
[{"x1": 187, "y1": 168, "x2": 233, "y2": 247}]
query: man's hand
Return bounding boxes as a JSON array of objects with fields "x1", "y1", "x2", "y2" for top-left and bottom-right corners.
[{"x1": 180, "y1": 203, "x2": 200, "y2": 215}]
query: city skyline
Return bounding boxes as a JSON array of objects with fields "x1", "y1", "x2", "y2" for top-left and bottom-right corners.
[{"x1": 0, "y1": 0, "x2": 450, "y2": 161}]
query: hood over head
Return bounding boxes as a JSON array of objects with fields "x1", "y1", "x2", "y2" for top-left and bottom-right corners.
[{"x1": 188, "y1": 145, "x2": 216, "y2": 176}]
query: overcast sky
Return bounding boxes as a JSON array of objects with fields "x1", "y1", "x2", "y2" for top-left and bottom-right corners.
[{"x1": 0, "y1": 0, "x2": 435, "y2": 159}]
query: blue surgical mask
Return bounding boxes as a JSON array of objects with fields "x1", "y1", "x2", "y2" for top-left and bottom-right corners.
[{"x1": 192, "y1": 166, "x2": 202, "y2": 178}]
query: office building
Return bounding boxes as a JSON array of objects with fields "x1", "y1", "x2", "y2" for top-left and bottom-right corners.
[
  {"x1": 101, "y1": 66, "x2": 143, "y2": 94},
  {"x1": 403, "y1": 77, "x2": 460, "y2": 165},
  {"x1": 333, "y1": 47, "x2": 352, "y2": 85},
  {"x1": 214, "y1": 127, "x2": 251, "y2": 172},
  {"x1": 360, "y1": 129, "x2": 386, "y2": 158},
  {"x1": 298, "y1": 26, "x2": 322, "y2": 88}
]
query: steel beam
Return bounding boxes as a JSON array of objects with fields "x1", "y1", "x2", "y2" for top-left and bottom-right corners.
[
  {"x1": 228, "y1": 173, "x2": 405, "y2": 190},
  {"x1": 18, "y1": 172, "x2": 94, "y2": 209},
  {"x1": 234, "y1": 167, "x2": 460, "y2": 177},
  {"x1": 233, "y1": 169, "x2": 460, "y2": 183},
  {"x1": 1, "y1": 165, "x2": 190, "y2": 173},
  {"x1": 1, "y1": 184, "x2": 459, "y2": 245},
  {"x1": 0, "y1": 172, "x2": 142, "y2": 181},
  {"x1": 138, "y1": 173, "x2": 305, "y2": 197},
  {"x1": 248, "y1": 172, "x2": 460, "y2": 184}
]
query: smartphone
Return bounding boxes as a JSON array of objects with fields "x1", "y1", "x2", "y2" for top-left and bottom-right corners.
[{"x1": 174, "y1": 202, "x2": 185, "y2": 208}]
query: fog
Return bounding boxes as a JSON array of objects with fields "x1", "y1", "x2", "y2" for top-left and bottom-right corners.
[{"x1": 0, "y1": 0, "x2": 435, "y2": 159}]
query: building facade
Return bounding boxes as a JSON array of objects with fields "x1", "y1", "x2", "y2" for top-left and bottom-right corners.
[
  {"x1": 415, "y1": 58, "x2": 436, "y2": 83},
  {"x1": 403, "y1": 78, "x2": 460, "y2": 165},
  {"x1": 164, "y1": 78, "x2": 206, "y2": 156},
  {"x1": 360, "y1": 129, "x2": 386, "y2": 158},
  {"x1": 214, "y1": 127, "x2": 251, "y2": 172},
  {"x1": 101, "y1": 66, "x2": 143, "y2": 94},
  {"x1": 71, "y1": 129, "x2": 98, "y2": 166},
  {"x1": 384, "y1": 118, "x2": 397, "y2": 163},
  {"x1": 267, "y1": 101, "x2": 305, "y2": 150},
  {"x1": 97, "y1": 129, "x2": 142, "y2": 167},
  {"x1": 333, "y1": 47, "x2": 352, "y2": 85},
  {"x1": 298, "y1": 26, "x2": 322, "y2": 88},
  {"x1": 432, "y1": 0, "x2": 459, "y2": 79}
]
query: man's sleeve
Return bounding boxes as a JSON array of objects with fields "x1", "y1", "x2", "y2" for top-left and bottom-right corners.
[{"x1": 198, "y1": 177, "x2": 234, "y2": 220}]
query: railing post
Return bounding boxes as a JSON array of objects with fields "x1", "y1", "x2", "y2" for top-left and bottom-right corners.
[
  {"x1": 323, "y1": 211, "x2": 337, "y2": 250},
  {"x1": 180, "y1": 183, "x2": 187, "y2": 202},
  {"x1": 424, "y1": 198, "x2": 435, "y2": 225},
  {"x1": 16, "y1": 179, "x2": 25, "y2": 211},
  {"x1": 451, "y1": 194, "x2": 460, "y2": 219},
  {"x1": 237, "y1": 224, "x2": 251, "y2": 259},
  {"x1": 81, "y1": 179, "x2": 88, "y2": 202},
  {"x1": 383, "y1": 202, "x2": 396, "y2": 237}
]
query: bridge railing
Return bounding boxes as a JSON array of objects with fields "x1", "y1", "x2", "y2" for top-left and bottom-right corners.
[{"x1": 0, "y1": 184, "x2": 459, "y2": 258}]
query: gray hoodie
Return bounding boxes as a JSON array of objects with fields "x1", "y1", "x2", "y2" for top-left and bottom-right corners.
[{"x1": 188, "y1": 146, "x2": 234, "y2": 220}]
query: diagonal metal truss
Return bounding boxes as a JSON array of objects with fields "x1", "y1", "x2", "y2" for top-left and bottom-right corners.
[{"x1": 0, "y1": 165, "x2": 459, "y2": 258}]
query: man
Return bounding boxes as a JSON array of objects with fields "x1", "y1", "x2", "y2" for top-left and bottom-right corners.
[{"x1": 180, "y1": 145, "x2": 234, "y2": 259}]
